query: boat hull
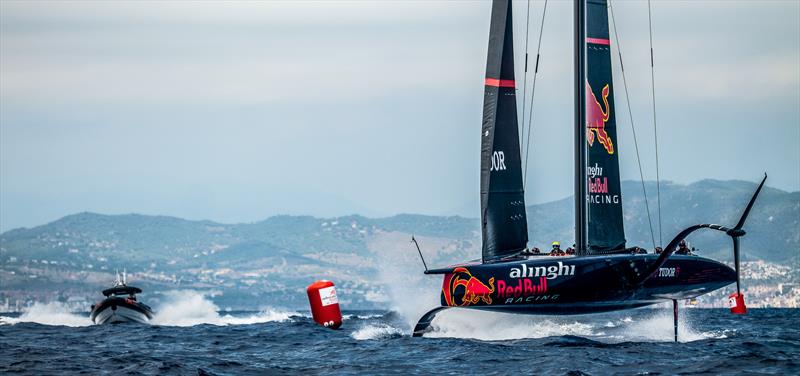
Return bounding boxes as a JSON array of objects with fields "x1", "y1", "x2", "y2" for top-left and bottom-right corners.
[
  {"x1": 437, "y1": 253, "x2": 736, "y2": 314},
  {"x1": 90, "y1": 297, "x2": 153, "y2": 325}
]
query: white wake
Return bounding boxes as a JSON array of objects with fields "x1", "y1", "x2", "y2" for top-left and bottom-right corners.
[
  {"x1": 422, "y1": 305, "x2": 727, "y2": 343},
  {"x1": 151, "y1": 291, "x2": 300, "y2": 327},
  {"x1": 0, "y1": 302, "x2": 92, "y2": 327},
  {"x1": 0, "y1": 291, "x2": 300, "y2": 327},
  {"x1": 350, "y1": 324, "x2": 405, "y2": 340}
]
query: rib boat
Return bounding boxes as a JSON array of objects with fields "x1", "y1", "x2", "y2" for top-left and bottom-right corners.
[{"x1": 90, "y1": 270, "x2": 153, "y2": 325}]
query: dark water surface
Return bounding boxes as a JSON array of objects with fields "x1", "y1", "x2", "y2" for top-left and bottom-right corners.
[{"x1": 1, "y1": 307, "x2": 798, "y2": 375}]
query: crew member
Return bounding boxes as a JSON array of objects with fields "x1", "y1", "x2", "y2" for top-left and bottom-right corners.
[
  {"x1": 655, "y1": 246, "x2": 663, "y2": 254},
  {"x1": 675, "y1": 240, "x2": 691, "y2": 255},
  {"x1": 531, "y1": 247, "x2": 541, "y2": 255},
  {"x1": 550, "y1": 241, "x2": 564, "y2": 256},
  {"x1": 565, "y1": 244, "x2": 575, "y2": 255}
]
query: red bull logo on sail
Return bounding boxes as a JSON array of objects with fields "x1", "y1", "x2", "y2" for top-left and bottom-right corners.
[{"x1": 586, "y1": 81, "x2": 614, "y2": 155}]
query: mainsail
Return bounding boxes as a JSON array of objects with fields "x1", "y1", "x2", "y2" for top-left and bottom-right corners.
[
  {"x1": 481, "y1": 0, "x2": 528, "y2": 262},
  {"x1": 585, "y1": 0, "x2": 626, "y2": 253}
]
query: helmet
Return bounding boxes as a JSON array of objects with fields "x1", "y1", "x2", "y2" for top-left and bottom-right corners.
[
  {"x1": 552, "y1": 241, "x2": 560, "y2": 247},
  {"x1": 679, "y1": 239, "x2": 687, "y2": 247}
]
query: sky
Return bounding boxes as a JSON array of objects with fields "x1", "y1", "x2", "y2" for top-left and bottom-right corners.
[{"x1": 1, "y1": 0, "x2": 798, "y2": 231}]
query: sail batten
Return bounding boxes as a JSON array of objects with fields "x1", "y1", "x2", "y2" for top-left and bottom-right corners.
[{"x1": 481, "y1": 0, "x2": 528, "y2": 263}]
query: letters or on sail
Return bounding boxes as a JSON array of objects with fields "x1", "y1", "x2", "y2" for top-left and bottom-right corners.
[{"x1": 480, "y1": 0, "x2": 528, "y2": 262}]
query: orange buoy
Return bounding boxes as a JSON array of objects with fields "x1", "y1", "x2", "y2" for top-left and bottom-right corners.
[
  {"x1": 307, "y1": 280, "x2": 342, "y2": 329},
  {"x1": 729, "y1": 292, "x2": 747, "y2": 314}
]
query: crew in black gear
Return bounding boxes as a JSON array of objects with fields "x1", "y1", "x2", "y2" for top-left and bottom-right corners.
[{"x1": 675, "y1": 240, "x2": 691, "y2": 255}]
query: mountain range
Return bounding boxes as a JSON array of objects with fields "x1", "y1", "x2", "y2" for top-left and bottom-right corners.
[{"x1": 0, "y1": 179, "x2": 797, "y2": 310}]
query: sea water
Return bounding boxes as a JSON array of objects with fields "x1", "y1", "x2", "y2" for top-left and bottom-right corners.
[{"x1": 1, "y1": 295, "x2": 798, "y2": 375}]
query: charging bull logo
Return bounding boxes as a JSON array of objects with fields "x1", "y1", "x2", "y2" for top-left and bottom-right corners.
[
  {"x1": 442, "y1": 267, "x2": 495, "y2": 307},
  {"x1": 586, "y1": 81, "x2": 614, "y2": 155}
]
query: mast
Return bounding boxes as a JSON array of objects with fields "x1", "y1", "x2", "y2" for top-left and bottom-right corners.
[{"x1": 574, "y1": 0, "x2": 588, "y2": 255}]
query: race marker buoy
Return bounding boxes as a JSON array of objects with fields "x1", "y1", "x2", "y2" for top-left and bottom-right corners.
[
  {"x1": 729, "y1": 292, "x2": 747, "y2": 314},
  {"x1": 307, "y1": 280, "x2": 342, "y2": 329}
]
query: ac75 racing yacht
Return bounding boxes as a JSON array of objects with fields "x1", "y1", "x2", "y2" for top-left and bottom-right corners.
[{"x1": 411, "y1": 0, "x2": 766, "y2": 341}]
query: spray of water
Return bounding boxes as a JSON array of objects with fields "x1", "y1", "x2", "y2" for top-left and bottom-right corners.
[
  {"x1": 372, "y1": 234, "x2": 441, "y2": 331},
  {"x1": 0, "y1": 291, "x2": 299, "y2": 327},
  {"x1": 425, "y1": 309, "x2": 597, "y2": 341},
  {"x1": 0, "y1": 302, "x2": 91, "y2": 327},
  {"x1": 342, "y1": 313, "x2": 384, "y2": 320},
  {"x1": 350, "y1": 324, "x2": 405, "y2": 340},
  {"x1": 151, "y1": 290, "x2": 299, "y2": 326},
  {"x1": 620, "y1": 305, "x2": 728, "y2": 342},
  {"x1": 422, "y1": 304, "x2": 725, "y2": 343}
]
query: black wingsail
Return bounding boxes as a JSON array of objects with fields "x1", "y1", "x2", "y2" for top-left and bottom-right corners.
[
  {"x1": 481, "y1": 0, "x2": 528, "y2": 262},
  {"x1": 585, "y1": 0, "x2": 626, "y2": 253}
]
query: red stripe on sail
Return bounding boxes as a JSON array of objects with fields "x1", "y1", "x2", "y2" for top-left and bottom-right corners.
[
  {"x1": 586, "y1": 37, "x2": 610, "y2": 45},
  {"x1": 485, "y1": 78, "x2": 515, "y2": 88}
]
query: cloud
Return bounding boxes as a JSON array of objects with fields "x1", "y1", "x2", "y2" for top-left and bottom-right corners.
[
  {"x1": 0, "y1": 0, "x2": 797, "y2": 231},
  {"x1": 1, "y1": 1, "x2": 488, "y2": 107}
]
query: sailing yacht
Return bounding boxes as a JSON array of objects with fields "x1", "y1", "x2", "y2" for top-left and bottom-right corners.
[{"x1": 412, "y1": 0, "x2": 766, "y2": 340}]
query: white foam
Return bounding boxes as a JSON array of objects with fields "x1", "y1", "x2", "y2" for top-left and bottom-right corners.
[
  {"x1": 422, "y1": 306, "x2": 723, "y2": 343},
  {"x1": 424, "y1": 309, "x2": 596, "y2": 341},
  {"x1": 0, "y1": 302, "x2": 91, "y2": 327},
  {"x1": 343, "y1": 313, "x2": 384, "y2": 320},
  {"x1": 621, "y1": 309, "x2": 727, "y2": 343},
  {"x1": 218, "y1": 309, "x2": 297, "y2": 326},
  {"x1": 350, "y1": 324, "x2": 405, "y2": 340},
  {"x1": 151, "y1": 290, "x2": 298, "y2": 327},
  {"x1": 373, "y1": 247, "x2": 441, "y2": 332}
]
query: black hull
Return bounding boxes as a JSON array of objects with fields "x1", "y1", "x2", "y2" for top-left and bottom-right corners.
[
  {"x1": 436, "y1": 254, "x2": 735, "y2": 314},
  {"x1": 89, "y1": 297, "x2": 154, "y2": 325},
  {"x1": 413, "y1": 254, "x2": 735, "y2": 336}
]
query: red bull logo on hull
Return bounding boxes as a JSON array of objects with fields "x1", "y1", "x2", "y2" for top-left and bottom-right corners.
[
  {"x1": 442, "y1": 267, "x2": 495, "y2": 307},
  {"x1": 497, "y1": 277, "x2": 548, "y2": 299},
  {"x1": 586, "y1": 81, "x2": 614, "y2": 155}
]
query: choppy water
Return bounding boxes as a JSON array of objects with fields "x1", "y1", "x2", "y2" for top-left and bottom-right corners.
[{"x1": 1, "y1": 296, "x2": 798, "y2": 375}]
